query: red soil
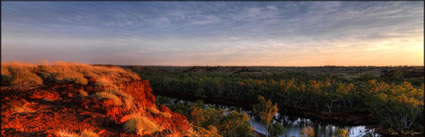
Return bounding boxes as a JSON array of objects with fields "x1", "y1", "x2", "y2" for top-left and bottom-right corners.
[{"x1": 1, "y1": 80, "x2": 191, "y2": 137}]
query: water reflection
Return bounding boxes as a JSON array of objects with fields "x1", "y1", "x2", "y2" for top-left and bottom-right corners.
[
  {"x1": 163, "y1": 97, "x2": 381, "y2": 137},
  {"x1": 216, "y1": 103, "x2": 380, "y2": 137},
  {"x1": 249, "y1": 115, "x2": 380, "y2": 137}
]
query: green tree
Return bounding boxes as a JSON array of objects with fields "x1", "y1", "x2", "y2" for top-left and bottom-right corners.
[
  {"x1": 253, "y1": 95, "x2": 279, "y2": 137},
  {"x1": 268, "y1": 122, "x2": 285, "y2": 137}
]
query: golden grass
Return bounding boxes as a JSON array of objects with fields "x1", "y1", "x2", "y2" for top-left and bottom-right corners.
[
  {"x1": 123, "y1": 115, "x2": 161, "y2": 135},
  {"x1": 104, "y1": 88, "x2": 135, "y2": 111},
  {"x1": 56, "y1": 130, "x2": 79, "y2": 137},
  {"x1": 79, "y1": 129, "x2": 99, "y2": 137},
  {"x1": 56, "y1": 129, "x2": 99, "y2": 137},
  {"x1": 148, "y1": 107, "x2": 172, "y2": 118},
  {"x1": 2, "y1": 63, "x2": 43, "y2": 86},
  {"x1": 192, "y1": 125, "x2": 222, "y2": 137},
  {"x1": 1, "y1": 61, "x2": 140, "y2": 86},
  {"x1": 91, "y1": 88, "x2": 136, "y2": 111},
  {"x1": 94, "y1": 77, "x2": 114, "y2": 87},
  {"x1": 1, "y1": 65, "x2": 12, "y2": 83}
]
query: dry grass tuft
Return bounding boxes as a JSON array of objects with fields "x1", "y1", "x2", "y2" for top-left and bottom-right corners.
[
  {"x1": 91, "y1": 88, "x2": 136, "y2": 110},
  {"x1": 104, "y1": 88, "x2": 135, "y2": 111},
  {"x1": 123, "y1": 115, "x2": 161, "y2": 135},
  {"x1": 56, "y1": 129, "x2": 99, "y2": 137},
  {"x1": 2, "y1": 63, "x2": 43, "y2": 86},
  {"x1": 56, "y1": 130, "x2": 79, "y2": 137},
  {"x1": 79, "y1": 129, "x2": 99, "y2": 137},
  {"x1": 94, "y1": 77, "x2": 114, "y2": 87},
  {"x1": 148, "y1": 107, "x2": 172, "y2": 118}
]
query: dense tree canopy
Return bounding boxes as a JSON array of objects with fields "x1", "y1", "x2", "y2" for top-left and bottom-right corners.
[{"x1": 137, "y1": 70, "x2": 424, "y2": 134}]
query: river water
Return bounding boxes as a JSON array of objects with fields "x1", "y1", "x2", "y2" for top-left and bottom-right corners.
[
  {"x1": 165, "y1": 98, "x2": 381, "y2": 137},
  {"x1": 214, "y1": 104, "x2": 381, "y2": 137},
  {"x1": 248, "y1": 114, "x2": 380, "y2": 137}
]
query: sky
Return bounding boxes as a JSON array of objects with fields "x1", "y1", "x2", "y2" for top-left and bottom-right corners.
[{"x1": 1, "y1": 1, "x2": 424, "y2": 66}]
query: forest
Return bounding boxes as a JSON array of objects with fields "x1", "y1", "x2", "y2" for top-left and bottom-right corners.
[{"x1": 129, "y1": 66, "x2": 424, "y2": 136}]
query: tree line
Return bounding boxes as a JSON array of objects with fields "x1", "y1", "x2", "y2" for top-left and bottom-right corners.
[{"x1": 136, "y1": 71, "x2": 424, "y2": 134}]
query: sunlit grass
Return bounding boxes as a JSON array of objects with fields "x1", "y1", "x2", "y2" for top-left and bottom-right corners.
[
  {"x1": 104, "y1": 88, "x2": 135, "y2": 111},
  {"x1": 79, "y1": 129, "x2": 99, "y2": 137},
  {"x1": 123, "y1": 115, "x2": 161, "y2": 135},
  {"x1": 148, "y1": 107, "x2": 172, "y2": 118},
  {"x1": 1, "y1": 61, "x2": 140, "y2": 86},
  {"x1": 56, "y1": 129, "x2": 99, "y2": 137}
]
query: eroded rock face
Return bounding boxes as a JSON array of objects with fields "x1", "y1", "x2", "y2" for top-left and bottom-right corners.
[{"x1": 1, "y1": 80, "x2": 192, "y2": 137}]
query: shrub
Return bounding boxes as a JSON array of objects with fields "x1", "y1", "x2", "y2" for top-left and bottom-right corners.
[
  {"x1": 268, "y1": 122, "x2": 285, "y2": 137},
  {"x1": 123, "y1": 115, "x2": 160, "y2": 135},
  {"x1": 300, "y1": 126, "x2": 314, "y2": 137},
  {"x1": 336, "y1": 128, "x2": 349, "y2": 137},
  {"x1": 193, "y1": 125, "x2": 223, "y2": 137}
]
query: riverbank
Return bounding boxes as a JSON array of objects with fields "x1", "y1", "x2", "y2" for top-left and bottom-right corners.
[
  {"x1": 154, "y1": 94, "x2": 425, "y2": 137},
  {"x1": 155, "y1": 93, "x2": 377, "y2": 125}
]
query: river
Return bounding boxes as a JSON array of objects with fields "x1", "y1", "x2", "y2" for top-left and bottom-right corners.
[{"x1": 163, "y1": 97, "x2": 381, "y2": 137}]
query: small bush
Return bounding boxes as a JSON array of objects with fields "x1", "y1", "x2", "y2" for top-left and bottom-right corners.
[
  {"x1": 268, "y1": 122, "x2": 285, "y2": 137},
  {"x1": 193, "y1": 125, "x2": 222, "y2": 137},
  {"x1": 336, "y1": 128, "x2": 349, "y2": 137},
  {"x1": 300, "y1": 126, "x2": 314, "y2": 137},
  {"x1": 123, "y1": 115, "x2": 160, "y2": 135}
]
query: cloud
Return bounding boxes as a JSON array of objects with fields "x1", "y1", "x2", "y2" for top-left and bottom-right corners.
[{"x1": 2, "y1": 1, "x2": 423, "y2": 65}]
